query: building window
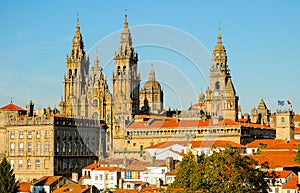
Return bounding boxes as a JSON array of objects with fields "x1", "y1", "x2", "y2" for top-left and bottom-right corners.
[
  {"x1": 117, "y1": 66, "x2": 121, "y2": 75},
  {"x1": 127, "y1": 184, "x2": 131, "y2": 189},
  {"x1": 281, "y1": 117, "x2": 285, "y2": 123},
  {"x1": 63, "y1": 142, "x2": 66, "y2": 153},
  {"x1": 10, "y1": 143, "x2": 15, "y2": 153},
  {"x1": 45, "y1": 142, "x2": 49, "y2": 153},
  {"x1": 92, "y1": 112, "x2": 98, "y2": 120},
  {"x1": 36, "y1": 143, "x2": 41, "y2": 153},
  {"x1": 35, "y1": 160, "x2": 40, "y2": 169},
  {"x1": 56, "y1": 142, "x2": 60, "y2": 153},
  {"x1": 27, "y1": 131, "x2": 32, "y2": 138},
  {"x1": 110, "y1": 175, "x2": 114, "y2": 180},
  {"x1": 10, "y1": 160, "x2": 14, "y2": 169},
  {"x1": 95, "y1": 176, "x2": 98, "y2": 180},
  {"x1": 10, "y1": 131, "x2": 15, "y2": 139},
  {"x1": 36, "y1": 131, "x2": 41, "y2": 138},
  {"x1": 93, "y1": 99, "x2": 98, "y2": 107},
  {"x1": 27, "y1": 160, "x2": 31, "y2": 169},
  {"x1": 68, "y1": 143, "x2": 72, "y2": 153},
  {"x1": 45, "y1": 130, "x2": 49, "y2": 138},
  {"x1": 19, "y1": 143, "x2": 24, "y2": 153},
  {"x1": 19, "y1": 131, "x2": 24, "y2": 139},
  {"x1": 19, "y1": 160, "x2": 23, "y2": 169},
  {"x1": 215, "y1": 81, "x2": 220, "y2": 90},
  {"x1": 28, "y1": 143, "x2": 32, "y2": 152}
]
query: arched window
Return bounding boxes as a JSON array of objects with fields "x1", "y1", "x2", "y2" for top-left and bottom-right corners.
[
  {"x1": 93, "y1": 99, "x2": 98, "y2": 107},
  {"x1": 117, "y1": 66, "x2": 121, "y2": 75},
  {"x1": 216, "y1": 63, "x2": 219, "y2": 69},
  {"x1": 215, "y1": 81, "x2": 220, "y2": 90},
  {"x1": 92, "y1": 112, "x2": 98, "y2": 120},
  {"x1": 11, "y1": 143, "x2": 15, "y2": 153},
  {"x1": 69, "y1": 69, "x2": 72, "y2": 78},
  {"x1": 123, "y1": 66, "x2": 126, "y2": 74},
  {"x1": 74, "y1": 69, "x2": 77, "y2": 77},
  {"x1": 27, "y1": 159, "x2": 31, "y2": 169}
]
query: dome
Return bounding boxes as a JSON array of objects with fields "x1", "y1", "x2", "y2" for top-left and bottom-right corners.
[
  {"x1": 143, "y1": 80, "x2": 161, "y2": 91},
  {"x1": 198, "y1": 92, "x2": 205, "y2": 101}
]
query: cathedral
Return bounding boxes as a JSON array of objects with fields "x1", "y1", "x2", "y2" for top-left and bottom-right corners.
[{"x1": 58, "y1": 14, "x2": 244, "y2": 157}]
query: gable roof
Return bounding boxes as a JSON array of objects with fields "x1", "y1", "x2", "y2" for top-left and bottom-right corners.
[
  {"x1": 17, "y1": 182, "x2": 31, "y2": 192},
  {"x1": 250, "y1": 151, "x2": 300, "y2": 168},
  {"x1": 245, "y1": 139, "x2": 286, "y2": 148},
  {"x1": 53, "y1": 184, "x2": 91, "y2": 193},
  {"x1": 0, "y1": 103, "x2": 26, "y2": 111},
  {"x1": 265, "y1": 171, "x2": 293, "y2": 179},
  {"x1": 284, "y1": 176, "x2": 299, "y2": 189},
  {"x1": 32, "y1": 176, "x2": 63, "y2": 186}
]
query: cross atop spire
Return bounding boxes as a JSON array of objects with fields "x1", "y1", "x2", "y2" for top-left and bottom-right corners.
[
  {"x1": 76, "y1": 13, "x2": 80, "y2": 27},
  {"x1": 217, "y1": 24, "x2": 222, "y2": 43},
  {"x1": 124, "y1": 9, "x2": 128, "y2": 28}
]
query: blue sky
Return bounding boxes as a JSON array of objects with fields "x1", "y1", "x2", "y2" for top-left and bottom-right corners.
[{"x1": 0, "y1": 0, "x2": 299, "y2": 114}]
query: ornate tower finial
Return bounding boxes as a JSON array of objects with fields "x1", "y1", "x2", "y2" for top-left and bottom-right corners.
[
  {"x1": 76, "y1": 13, "x2": 80, "y2": 27},
  {"x1": 124, "y1": 9, "x2": 128, "y2": 28},
  {"x1": 217, "y1": 24, "x2": 222, "y2": 43}
]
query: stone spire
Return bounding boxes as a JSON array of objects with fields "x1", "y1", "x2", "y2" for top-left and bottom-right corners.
[
  {"x1": 148, "y1": 64, "x2": 156, "y2": 81},
  {"x1": 212, "y1": 26, "x2": 228, "y2": 73},
  {"x1": 118, "y1": 13, "x2": 133, "y2": 56},
  {"x1": 69, "y1": 16, "x2": 86, "y2": 60},
  {"x1": 94, "y1": 50, "x2": 101, "y2": 71}
]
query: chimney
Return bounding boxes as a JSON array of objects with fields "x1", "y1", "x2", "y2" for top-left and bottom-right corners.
[
  {"x1": 119, "y1": 178, "x2": 123, "y2": 189},
  {"x1": 123, "y1": 157, "x2": 128, "y2": 167},
  {"x1": 166, "y1": 157, "x2": 174, "y2": 171},
  {"x1": 151, "y1": 156, "x2": 156, "y2": 164},
  {"x1": 72, "y1": 172, "x2": 78, "y2": 182},
  {"x1": 155, "y1": 179, "x2": 161, "y2": 188}
]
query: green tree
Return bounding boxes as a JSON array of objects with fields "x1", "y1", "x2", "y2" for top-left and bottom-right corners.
[
  {"x1": 171, "y1": 151, "x2": 202, "y2": 192},
  {"x1": 172, "y1": 146, "x2": 269, "y2": 193},
  {"x1": 0, "y1": 157, "x2": 18, "y2": 193},
  {"x1": 295, "y1": 144, "x2": 300, "y2": 164}
]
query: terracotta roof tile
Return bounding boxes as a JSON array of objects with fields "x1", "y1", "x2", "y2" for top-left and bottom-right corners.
[
  {"x1": 82, "y1": 162, "x2": 98, "y2": 170},
  {"x1": 94, "y1": 166, "x2": 120, "y2": 172},
  {"x1": 17, "y1": 182, "x2": 31, "y2": 192},
  {"x1": 0, "y1": 103, "x2": 26, "y2": 111},
  {"x1": 265, "y1": 171, "x2": 293, "y2": 178},
  {"x1": 245, "y1": 139, "x2": 286, "y2": 148},
  {"x1": 191, "y1": 140, "x2": 244, "y2": 148},
  {"x1": 145, "y1": 140, "x2": 244, "y2": 149},
  {"x1": 53, "y1": 184, "x2": 91, "y2": 193},
  {"x1": 284, "y1": 176, "x2": 299, "y2": 189},
  {"x1": 294, "y1": 115, "x2": 300, "y2": 122},
  {"x1": 250, "y1": 151, "x2": 300, "y2": 168},
  {"x1": 32, "y1": 176, "x2": 63, "y2": 186}
]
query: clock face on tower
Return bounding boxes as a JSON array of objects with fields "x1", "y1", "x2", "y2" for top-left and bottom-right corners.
[{"x1": 214, "y1": 91, "x2": 219, "y2": 96}]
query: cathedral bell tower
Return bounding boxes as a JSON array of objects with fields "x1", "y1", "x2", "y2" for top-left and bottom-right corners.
[
  {"x1": 206, "y1": 27, "x2": 238, "y2": 122},
  {"x1": 60, "y1": 17, "x2": 89, "y2": 117},
  {"x1": 112, "y1": 14, "x2": 140, "y2": 123}
]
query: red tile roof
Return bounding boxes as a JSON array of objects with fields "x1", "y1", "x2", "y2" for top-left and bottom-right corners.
[
  {"x1": 284, "y1": 176, "x2": 299, "y2": 189},
  {"x1": 145, "y1": 140, "x2": 244, "y2": 149},
  {"x1": 250, "y1": 151, "x2": 300, "y2": 168},
  {"x1": 53, "y1": 184, "x2": 91, "y2": 193},
  {"x1": 191, "y1": 140, "x2": 244, "y2": 148},
  {"x1": 265, "y1": 171, "x2": 293, "y2": 178},
  {"x1": 83, "y1": 162, "x2": 98, "y2": 170},
  {"x1": 94, "y1": 166, "x2": 120, "y2": 172},
  {"x1": 294, "y1": 115, "x2": 300, "y2": 122},
  {"x1": 17, "y1": 182, "x2": 31, "y2": 192},
  {"x1": 245, "y1": 139, "x2": 286, "y2": 148},
  {"x1": 128, "y1": 118, "x2": 271, "y2": 130},
  {"x1": 0, "y1": 103, "x2": 26, "y2": 111},
  {"x1": 32, "y1": 176, "x2": 63, "y2": 186}
]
